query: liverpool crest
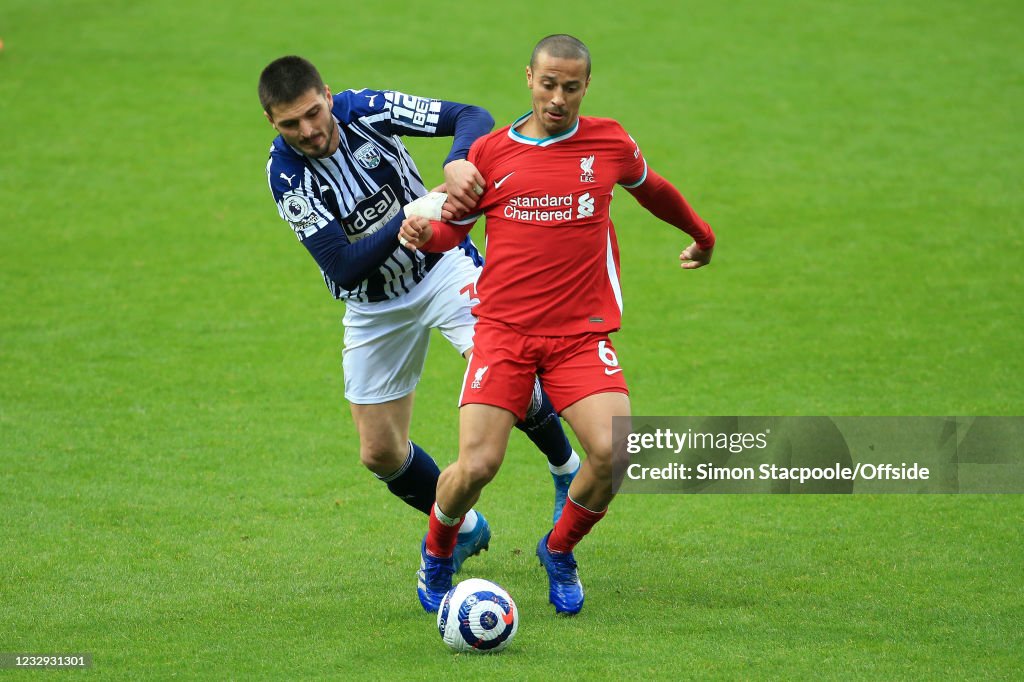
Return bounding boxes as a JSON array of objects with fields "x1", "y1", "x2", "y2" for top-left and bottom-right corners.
[{"x1": 580, "y1": 155, "x2": 595, "y2": 183}]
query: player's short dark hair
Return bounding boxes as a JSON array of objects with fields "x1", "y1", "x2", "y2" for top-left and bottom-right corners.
[
  {"x1": 258, "y1": 55, "x2": 326, "y2": 115},
  {"x1": 530, "y1": 34, "x2": 591, "y2": 77}
]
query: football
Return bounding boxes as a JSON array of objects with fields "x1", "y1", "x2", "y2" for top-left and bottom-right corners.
[{"x1": 436, "y1": 578, "x2": 519, "y2": 653}]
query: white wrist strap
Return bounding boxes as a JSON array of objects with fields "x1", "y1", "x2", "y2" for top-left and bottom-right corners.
[{"x1": 403, "y1": 192, "x2": 447, "y2": 220}]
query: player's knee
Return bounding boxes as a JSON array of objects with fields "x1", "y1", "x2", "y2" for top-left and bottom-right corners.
[
  {"x1": 359, "y1": 440, "x2": 407, "y2": 477},
  {"x1": 459, "y1": 456, "x2": 501, "y2": 489},
  {"x1": 583, "y1": 446, "x2": 615, "y2": 481}
]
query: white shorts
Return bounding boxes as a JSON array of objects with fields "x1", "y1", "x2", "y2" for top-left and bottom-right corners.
[{"x1": 342, "y1": 250, "x2": 481, "y2": 404}]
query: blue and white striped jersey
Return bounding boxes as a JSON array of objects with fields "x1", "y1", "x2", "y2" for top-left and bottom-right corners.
[{"x1": 266, "y1": 89, "x2": 489, "y2": 303}]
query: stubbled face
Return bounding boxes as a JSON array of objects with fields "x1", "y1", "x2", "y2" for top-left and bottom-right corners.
[
  {"x1": 266, "y1": 86, "x2": 339, "y2": 158},
  {"x1": 525, "y1": 52, "x2": 590, "y2": 137}
]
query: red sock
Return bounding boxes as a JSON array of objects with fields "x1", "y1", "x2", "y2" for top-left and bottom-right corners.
[
  {"x1": 426, "y1": 504, "x2": 463, "y2": 558},
  {"x1": 547, "y1": 498, "x2": 606, "y2": 554}
]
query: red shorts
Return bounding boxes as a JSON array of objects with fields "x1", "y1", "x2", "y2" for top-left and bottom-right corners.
[{"x1": 461, "y1": 321, "x2": 629, "y2": 420}]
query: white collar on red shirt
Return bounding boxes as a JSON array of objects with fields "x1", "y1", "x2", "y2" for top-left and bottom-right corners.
[{"x1": 508, "y1": 112, "x2": 580, "y2": 147}]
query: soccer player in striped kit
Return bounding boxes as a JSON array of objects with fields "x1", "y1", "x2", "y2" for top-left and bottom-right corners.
[
  {"x1": 400, "y1": 35, "x2": 715, "y2": 614},
  {"x1": 258, "y1": 56, "x2": 579, "y2": 573}
]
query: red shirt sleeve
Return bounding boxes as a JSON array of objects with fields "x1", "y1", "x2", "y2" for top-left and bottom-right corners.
[
  {"x1": 618, "y1": 128, "x2": 648, "y2": 188},
  {"x1": 422, "y1": 219, "x2": 474, "y2": 252},
  {"x1": 627, "y1": 168, "x2": 715, "y2": 250}
]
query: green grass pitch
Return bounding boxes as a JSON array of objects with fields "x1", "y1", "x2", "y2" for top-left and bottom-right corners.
[{"x1": 2, "y1": 0, "x2": 1021, "y2": 678}]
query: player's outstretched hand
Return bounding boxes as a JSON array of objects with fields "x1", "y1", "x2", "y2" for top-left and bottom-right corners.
[
  {"x1": 680, "y1": 242, "x2": 713, "y2": 269},
  {"x1": 442, "y1": 159, "x2": 486, "y2": 219},
  {"x1": 399, "y1": 215, "x2": 433, "y2": 251}
]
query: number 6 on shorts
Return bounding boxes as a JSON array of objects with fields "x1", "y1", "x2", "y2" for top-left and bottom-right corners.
[{"x1": 598, "y1": 340, "x2": 622, "y2": 375}]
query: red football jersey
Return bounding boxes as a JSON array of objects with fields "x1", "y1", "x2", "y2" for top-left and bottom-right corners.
[{"x1": 450, "y1": 115, "x2": 648, "y2": 336}]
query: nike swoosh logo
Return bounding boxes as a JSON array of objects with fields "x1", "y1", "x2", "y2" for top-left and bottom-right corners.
[
  {"x1": 604, "y1": 368, "x2": 623, "y2": 375},
  {"x1": 493, "y1": 171, "x2": 515, "y2": 189}
]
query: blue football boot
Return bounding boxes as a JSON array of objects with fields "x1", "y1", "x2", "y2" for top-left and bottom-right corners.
[
  {"x1": 551, "y1": 464, "x2": 579, "y2": 525},
  {"x1": 536, "y1": 531, "x2": 584, "y2": 615},
  {"x1": 417, "y1": 537, "x2": 454, "y2": 613},
  {"x1": 452, "y1": 512, "x2": 491, "y2": 573}
]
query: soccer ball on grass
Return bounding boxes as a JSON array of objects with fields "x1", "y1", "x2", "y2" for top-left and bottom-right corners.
[{"x1": 437, "y1": 578, "x2": 519, "y2": 653}]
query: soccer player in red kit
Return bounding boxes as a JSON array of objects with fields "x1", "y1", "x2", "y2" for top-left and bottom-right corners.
[{"x1": 401, "y1": 34, "x2": 715, "y2": 615}]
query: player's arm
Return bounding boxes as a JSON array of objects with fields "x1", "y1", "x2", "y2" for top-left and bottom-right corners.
[
  {"x1": 381, "y1": 92, "x2": 493, "y2": 216},
  {"x1": 300, "y1": 213, "x2": 407, "y2": 290},
  {"x1": 437, "y1": 104, "x2": 490, "y2": 215},
  {"x1": 301, "y1": 192, "x2": 484, "y2": 289},
  {"x1": 398, "y1": 215, "x2": 474, "y2": 253},
  {"x1": 269, "y1": 159, "x2": 406, "y2": 291},
  {"x1": 305, "y1": 190, "x2": 473, "y2": 289},
  {"x1": 625, "y1": 168, "x2": 716, "y2": 269}
]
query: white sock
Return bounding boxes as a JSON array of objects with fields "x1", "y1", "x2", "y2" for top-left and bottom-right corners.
[
  {"x1": 457, "y1": 509, "x2": 479, "y2": 535},
  {"x1": 550, "y1": 450, "x2": 581, "y2": 476},
  {"x1": 433, "y1": 503, "x2": 461, "y2": 526}
]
